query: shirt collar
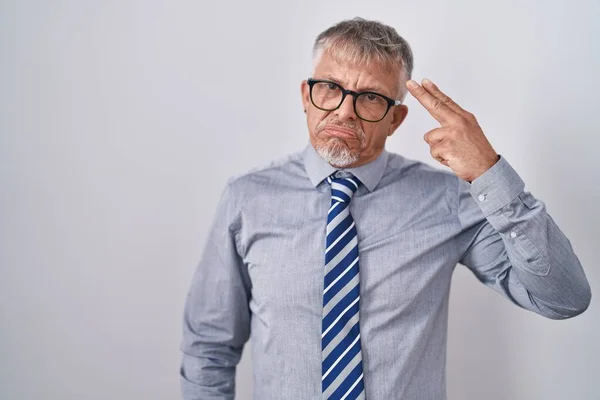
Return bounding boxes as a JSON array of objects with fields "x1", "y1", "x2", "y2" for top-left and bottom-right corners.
[{"x1": 302, "y1": 142, "x2": 388, "y2": 192}]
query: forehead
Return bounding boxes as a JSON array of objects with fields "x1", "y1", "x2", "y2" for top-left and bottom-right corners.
[{"x1": 313, "y1": 50, "x2": 400, "y2": 96}]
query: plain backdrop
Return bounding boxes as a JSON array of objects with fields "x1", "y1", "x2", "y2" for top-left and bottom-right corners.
[{"x1": 1, "y1": 1, "x2": 599, "y2": 399}]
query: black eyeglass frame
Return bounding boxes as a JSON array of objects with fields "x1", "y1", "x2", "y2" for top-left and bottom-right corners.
[{"x1": 307, "y1": 78, "x2": 402, "y2": 122}]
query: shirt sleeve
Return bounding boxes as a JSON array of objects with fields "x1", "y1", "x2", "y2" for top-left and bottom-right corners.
[
  {"x1": 457, "y1": 155, "x2": 591, "y2": 319},
  {"x1": 180, "y1": 180, "x2": 251, "y2": 399}
]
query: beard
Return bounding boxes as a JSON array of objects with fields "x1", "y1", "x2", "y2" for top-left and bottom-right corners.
[
  {"x1": 315, "y1": 138, "x2": 360, "y2": 167},
  {"x1": 314, "y1": 120, "x2": 366, "y2": 168}
]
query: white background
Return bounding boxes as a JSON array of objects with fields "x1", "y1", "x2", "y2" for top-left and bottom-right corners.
[{"x1": 1, "y1": 1, "x2": 598, "y2": 399}]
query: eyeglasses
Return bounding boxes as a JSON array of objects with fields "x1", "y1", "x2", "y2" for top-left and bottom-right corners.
[{"x1": 307, "y1": 78, "x2": 402, "y2": 122}]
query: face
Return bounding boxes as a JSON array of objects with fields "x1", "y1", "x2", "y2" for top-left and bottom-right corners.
[{"x1": 301, "y1": 51, "x2": 409, "y2": 168}]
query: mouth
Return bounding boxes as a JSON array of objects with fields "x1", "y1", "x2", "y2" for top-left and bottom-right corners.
[{"x1": 321, "y1": 126, "x2": 358, "y2": 140}]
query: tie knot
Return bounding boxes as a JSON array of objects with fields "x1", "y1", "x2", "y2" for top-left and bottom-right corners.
[{"x1": 327, "y1": 172, "x2": 361, "y2": 203}]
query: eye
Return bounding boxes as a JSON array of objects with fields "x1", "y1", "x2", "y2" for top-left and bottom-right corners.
[
  {"x1": 365, "y1": 94, "x2": 379, "y2": 102},
  {"x1": 326, "y1": 83, "x2": 338, "y2": 90}
]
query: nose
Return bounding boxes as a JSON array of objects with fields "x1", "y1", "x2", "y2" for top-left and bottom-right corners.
[{"x1": 334, "y1": 93, "x2": 358, "y2": 121}]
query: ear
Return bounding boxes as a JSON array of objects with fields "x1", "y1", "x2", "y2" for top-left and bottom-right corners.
[
  {"x1": 388, "y1": 105, "x2": 409, "y2": 136},
  {"x1": 301, "y1": 80, "x2": 310, "y2": 113}
]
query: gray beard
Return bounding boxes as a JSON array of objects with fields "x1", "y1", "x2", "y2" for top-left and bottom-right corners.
[{"x1": 315, "y1": 139, "x2": 360, "y2": 168}]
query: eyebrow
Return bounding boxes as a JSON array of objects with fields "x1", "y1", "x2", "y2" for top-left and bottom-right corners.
[{"x1": 320, "y1": 74, "x2": 391, "y2": 97}]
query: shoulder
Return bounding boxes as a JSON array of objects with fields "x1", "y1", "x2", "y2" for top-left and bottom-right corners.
[{"x1": 223, "y1": 148, "x2": 307, "y2": 200}]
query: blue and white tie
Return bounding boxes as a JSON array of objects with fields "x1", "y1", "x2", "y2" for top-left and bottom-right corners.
[{"x1": 321, "y1": 173, "x2": 366, "y2": 400}]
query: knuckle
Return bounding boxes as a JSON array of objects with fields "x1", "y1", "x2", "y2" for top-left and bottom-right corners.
[
  {"x1": 431, "y1": 99, "x2": 444, "y2": 110},
  {"x1": 424, "y1": 131, "x2": 436, "y2": 143},
  {"x1": 430, "y1": 144, "x2": 445, "y2": 157},
  {"x1": 441, "y1": 95, "x2": 453, "y2": 104},
  {"x1": 463, "y1": 111, "x2": 476, "y2": 122}
]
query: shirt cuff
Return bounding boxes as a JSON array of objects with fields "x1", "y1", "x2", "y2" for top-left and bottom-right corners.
[{"x1": 469, "y1": 155, "x2": 525, "y2": 216}]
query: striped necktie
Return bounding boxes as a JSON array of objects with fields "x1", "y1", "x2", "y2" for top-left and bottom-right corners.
[{"x1": 321, "y1": 172, "x2": 366, "y2": 400}]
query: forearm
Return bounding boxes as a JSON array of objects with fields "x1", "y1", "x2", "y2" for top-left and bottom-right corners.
[
  {"x1": 489, "y1": 200, "x2": 590, "y2": 318},
  {"x1": 180, "y1": 348, "x2": 238, "y2": 400},
  {"x1": 465, "y1": 156, "x2": 591, "y2": 318},
  {"x1": 180, "y1": 269, "x2": 249, "y2": 399}
]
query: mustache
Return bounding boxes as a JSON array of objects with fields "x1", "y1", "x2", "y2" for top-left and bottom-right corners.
[{"x1": 317, "y1": 120, "x2": 364, "y2": 138}]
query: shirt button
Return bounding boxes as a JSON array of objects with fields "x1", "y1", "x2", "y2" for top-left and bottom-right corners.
[
  {"x1": 510, "y1": 231, "x2": 517, "y2": 238},
  {"x1": 478, "y1": 194, "x2": 486, "y2": 202}
]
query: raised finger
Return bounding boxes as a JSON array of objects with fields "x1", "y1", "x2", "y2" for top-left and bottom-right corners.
[
  {"x1": 421, "y1": 79, "x2": 465, "y2": 114},
  {"x1": 406, "y1": 80, "x2": 456, "y2": 125}
]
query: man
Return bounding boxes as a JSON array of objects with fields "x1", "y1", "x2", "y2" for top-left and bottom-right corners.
[{"x1": 180, "y1": 18, "x2": 591, "y2": 400}]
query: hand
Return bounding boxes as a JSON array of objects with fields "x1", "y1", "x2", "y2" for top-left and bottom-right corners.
[{"x1": 406, "y1": 79, "x2": 499, "y2": 182}]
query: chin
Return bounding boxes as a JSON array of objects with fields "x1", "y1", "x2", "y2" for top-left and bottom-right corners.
[{"x1": 315, "y1": 138, "x2": 361, "y2": 167}]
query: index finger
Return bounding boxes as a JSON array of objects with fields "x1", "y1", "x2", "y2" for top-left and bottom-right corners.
[
  {"x1": 421, "y1": 79, "x2": 465, "y2": 115},
  {"x1": 406, "y1": 80, "x2": 456, "y2": 125}
]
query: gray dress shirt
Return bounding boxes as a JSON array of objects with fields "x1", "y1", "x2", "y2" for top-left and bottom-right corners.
[{"x1": 180, "y1": 143, "x2": 591, "y2": 400}]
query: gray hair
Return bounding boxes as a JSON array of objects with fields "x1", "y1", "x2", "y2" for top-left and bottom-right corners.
[{"x1": 312, "y1": 17, "x2": 414, "y2": 99}]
